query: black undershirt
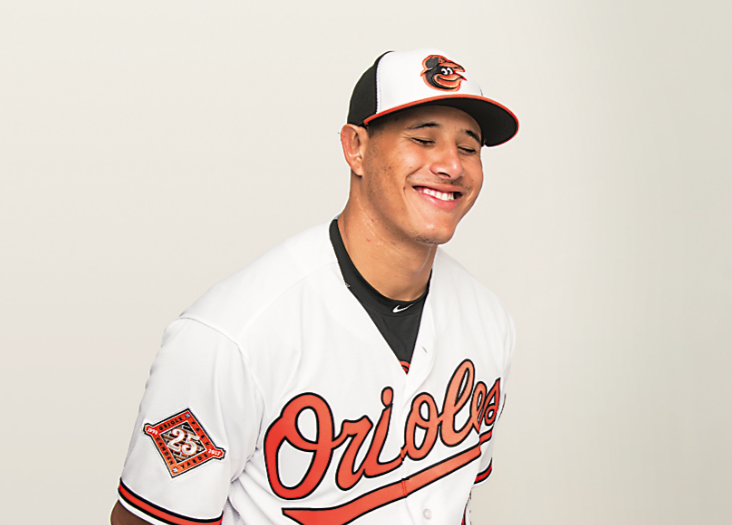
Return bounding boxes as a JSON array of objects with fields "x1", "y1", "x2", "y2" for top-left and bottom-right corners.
[{"x1": 329, "y1": 219, "x2": 429, "y2": 372}]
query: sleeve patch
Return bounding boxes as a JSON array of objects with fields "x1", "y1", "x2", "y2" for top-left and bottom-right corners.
[{"x1": 143, "y1": 409, "x2": 226, "y2": 478}]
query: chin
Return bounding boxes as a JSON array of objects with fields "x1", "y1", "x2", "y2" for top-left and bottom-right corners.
[{"x1": 412, "y1": 227, "x2": 457, "y2": 246}]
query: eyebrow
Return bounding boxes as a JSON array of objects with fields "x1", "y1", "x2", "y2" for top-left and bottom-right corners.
[{"x1": 407, "y1": 121, "x2": 482, "y2": 146}]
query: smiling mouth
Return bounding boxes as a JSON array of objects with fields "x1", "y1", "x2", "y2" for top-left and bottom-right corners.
[{"x1": 417, "y1": 187, "x2": 462, "y2": 202}]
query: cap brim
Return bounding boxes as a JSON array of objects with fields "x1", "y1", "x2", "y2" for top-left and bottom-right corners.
[{"x1": 363, "y1": 94, "x2": 519, "y2": 147}]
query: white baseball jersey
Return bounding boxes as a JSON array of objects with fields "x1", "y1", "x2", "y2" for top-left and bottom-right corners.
[{"x1": 118, "y1": 222, "x2": 515, "y2": 525}]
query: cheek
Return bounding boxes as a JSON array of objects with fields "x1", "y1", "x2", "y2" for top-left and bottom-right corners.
[
  {"x1": 458, "y1": 169, "x2": 484, "y2": 215},
  {"x1": 399, "y1": 152, "x2": 422, "y2": 175},
  {"x1": 370, "y1": 161, "x2": 408, "y2": 194},
  {"x1": 468, "y1": 164, "x2": 484, "y2": 194},
  {"x1": 474, "y1": 174, "x2": 484, "y2": 195},
  {"x1": 364, "y1": 168, "x2": 399, "y2": 211}
]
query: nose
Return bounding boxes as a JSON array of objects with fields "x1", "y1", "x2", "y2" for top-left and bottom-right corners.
[{"x1": 430, "y1": 143, "x2": 464, "y2": 180}]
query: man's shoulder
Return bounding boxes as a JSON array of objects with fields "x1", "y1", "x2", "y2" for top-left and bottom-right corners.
[
  {"x1": 433, "y1": 248, "x2": 490, "y2": 292},
  {"x1": 432, "y1": 248, "x2": 511, "y2": 321},
  {"x1": 180, "y1": 222, "x2": 336, "y2": 337}
]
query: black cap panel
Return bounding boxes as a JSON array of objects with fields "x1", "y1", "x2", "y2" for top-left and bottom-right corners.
[{"x1": 347, "y1": 52, "x2": 388, "y2": 127}]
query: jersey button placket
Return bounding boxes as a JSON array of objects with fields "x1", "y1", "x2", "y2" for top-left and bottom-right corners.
[{"x1": 423, "y1": 508, "x2": 432, "y2": 520}]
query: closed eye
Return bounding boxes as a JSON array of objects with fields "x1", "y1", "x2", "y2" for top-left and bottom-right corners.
[{"x1": 412, "y1": 137, "x2": 434, "y2": 146}]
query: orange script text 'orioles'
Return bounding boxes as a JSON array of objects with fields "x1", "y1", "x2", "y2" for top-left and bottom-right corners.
[{"x1": 264, "y1": 359, "x2": 500, "y2": 525}]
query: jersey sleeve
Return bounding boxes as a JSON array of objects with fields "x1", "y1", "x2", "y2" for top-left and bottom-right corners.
[
  {"x1": 474, "y1": 310, "x2": 515, "y2": 486},
  {"x1": 118, "y1": 318, "x2": 262, "y2": 525}
]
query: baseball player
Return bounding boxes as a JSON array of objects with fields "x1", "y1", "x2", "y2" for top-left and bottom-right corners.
[{"x1": 111, "y1": 48, "x2": 518, "y2": 525}]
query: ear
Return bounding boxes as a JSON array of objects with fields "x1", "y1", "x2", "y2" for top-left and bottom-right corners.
[{"x1": 340, "y1": 124, "x2": 369, "y2": 177}]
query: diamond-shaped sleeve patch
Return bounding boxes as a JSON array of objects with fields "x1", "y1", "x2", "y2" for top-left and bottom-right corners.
[{"x1": 143, "y1": 409, "x2": 226, "y2": 478}]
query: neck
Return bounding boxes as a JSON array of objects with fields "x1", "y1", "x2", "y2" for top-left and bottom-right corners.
[{"x1": 338, "y1": 204, "x2": 436, "y2": 302}]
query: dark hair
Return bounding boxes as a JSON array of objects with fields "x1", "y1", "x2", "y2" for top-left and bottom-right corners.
[
  {"x1": 365, "y1": 123, "x2": 382, "y2": 138},
  {"x1": 364, "y1": 112, "x2": 398, "y2": 137}
]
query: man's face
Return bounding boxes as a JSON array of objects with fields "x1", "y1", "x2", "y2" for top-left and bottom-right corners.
[{"x1": 357, "y1": 105, "x2": 484, "y2": 247}]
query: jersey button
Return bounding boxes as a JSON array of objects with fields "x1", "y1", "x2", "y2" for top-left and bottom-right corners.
[{"x1": 423, "y1": 508, "x2": 432, "y2": 520}]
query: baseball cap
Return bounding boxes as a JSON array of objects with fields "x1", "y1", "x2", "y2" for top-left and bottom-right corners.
[{"x1": 347, "y1": 48, "x2": 518, "y2": 147}]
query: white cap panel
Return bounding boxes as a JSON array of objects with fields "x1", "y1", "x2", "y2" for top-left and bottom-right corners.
[{"x1": 375, "y1": 48, "x2": 484, "y2": 113}]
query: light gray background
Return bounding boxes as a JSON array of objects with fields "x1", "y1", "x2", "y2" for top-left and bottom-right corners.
[{"x1": 1, "y1": 1, "x2": 730, "y2": 524}]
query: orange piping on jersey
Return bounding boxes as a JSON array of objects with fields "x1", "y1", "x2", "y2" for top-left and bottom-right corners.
[
  {"x1": 474, "y1": 459, "x2": 493, "y2": 484},
  {"x1": 118, "y1": 481, "x2": 223, "y2": 525}
]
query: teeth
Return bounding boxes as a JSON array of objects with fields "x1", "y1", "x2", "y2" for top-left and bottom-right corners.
[{"x1": 422, "y1": 188, "x2": 455, "y2": 201}]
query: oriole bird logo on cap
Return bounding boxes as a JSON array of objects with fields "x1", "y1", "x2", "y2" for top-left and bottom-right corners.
[{"x1": 421, "y1": 55, "x2": 466, "y2": 91}]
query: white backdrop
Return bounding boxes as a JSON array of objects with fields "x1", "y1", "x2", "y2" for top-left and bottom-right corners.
[{"x1": 1, "y1": 1, "x2": 730, "y2": 524}]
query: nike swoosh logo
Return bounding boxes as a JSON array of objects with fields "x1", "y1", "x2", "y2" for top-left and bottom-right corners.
[
  {"x1": 282, "y1": 432, "x2": 492, "y2": 525},
  {"x1": 392, "y1": 304, "x2": 412, "y2": 313}
]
